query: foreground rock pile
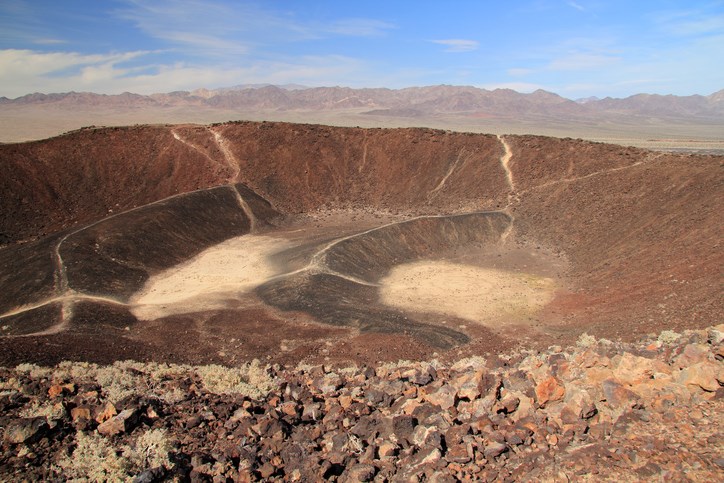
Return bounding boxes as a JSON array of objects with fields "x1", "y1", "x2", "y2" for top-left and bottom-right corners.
[{"x1": 1, "y1": 326, "x2": 722, "y2": 481}]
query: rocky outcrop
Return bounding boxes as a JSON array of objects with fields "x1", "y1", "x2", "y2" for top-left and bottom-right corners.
[{"x1": 1, "y1": 325, "x2": 721, "y2": 481}]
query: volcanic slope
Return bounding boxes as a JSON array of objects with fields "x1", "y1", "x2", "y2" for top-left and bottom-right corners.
[{"x1": 0, "y1": 122, "x2": 721, "y2": 366}]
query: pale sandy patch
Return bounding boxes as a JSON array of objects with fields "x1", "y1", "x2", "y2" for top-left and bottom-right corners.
[
  {"x1": 130, "y1": 235, "x2": 291, "y2": 320},
  {"x1": 379, "y1": 261, "x2": 556, "y2": 325}
]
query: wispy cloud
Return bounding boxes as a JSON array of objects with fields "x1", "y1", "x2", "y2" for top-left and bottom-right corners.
[
  {"x1": 0, "y1": 49, "x2": 153, "y2": 95},
  {"x1": 0, "y1": 48, "x2": 373, "y2": 97},
  {"x1": 567, "y1": 1, "x2": 585, "y2": 11},
  {"x1": 32, "y1": 38, "x2": 67, "y2": 45},
  {"x1": 326, "y1": 18, "x2": 395, "y2": 37},
  {"x1": 431, "y1": 39, "x2": 479, "y2": 53},
  {"x1": 655, "y1": 11, "x2": 724, "y2": 37},
  {"x1": 116, "y1": 0, "x2": 394, "y2": 57}
]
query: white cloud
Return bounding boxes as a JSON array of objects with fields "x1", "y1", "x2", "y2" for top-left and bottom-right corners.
[
  {"x1": 431, "y1": 39, "x2": 479, "y2": 53},
  {"x1": 0, "y1": 48, "x2": 373, "y2": 97},
  {"x1": 568, "y1": 1, "x2": 585, "y2": 11},
  {"x1": 115, "y1": 0, "x2": 395, "y2": 57}
]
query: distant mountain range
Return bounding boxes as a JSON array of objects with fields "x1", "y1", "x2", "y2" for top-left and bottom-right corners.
[{"x1": 2, "y1": 85, "x2": 723, "y2": 122}]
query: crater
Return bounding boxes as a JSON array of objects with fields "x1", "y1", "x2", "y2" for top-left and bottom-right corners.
[{"x1": 0, "y1": 121, "x2": 720, "y2": 366}]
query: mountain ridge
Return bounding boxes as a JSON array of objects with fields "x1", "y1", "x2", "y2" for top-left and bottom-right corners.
[{"x1": 3, "y1": 85, "x2": 723, "y2": 121}]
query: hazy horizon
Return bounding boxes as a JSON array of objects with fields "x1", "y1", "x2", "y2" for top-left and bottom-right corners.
[{"x1": 2, "y1": 82, "x2": 723, "y2": 103}]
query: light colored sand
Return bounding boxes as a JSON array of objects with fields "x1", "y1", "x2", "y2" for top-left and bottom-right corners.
[
  {"x1": 379, "y1": 261, "x2": 556, "y2": 326},
  {"x1": 130, "y1": 235, "x2": 291, "y2": 320}
]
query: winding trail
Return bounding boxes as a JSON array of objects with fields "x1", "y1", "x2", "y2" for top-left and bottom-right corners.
[
  {"x1": 0, "y1": 293, "x2": 126, "y2": 337},
  {"x1": 358, "y1": 133, "x2": 369, "y2": 173},
  {"x1": 430, "y1": 148, "x2": 466, "y2": 197},
  {"x1": 52, "y1": 234, "x2": 73, "y2": 327},
  {"x1": 211, "y1": 128, "x2": 241, "y2": 182},
  {"x1": 230, "y1": 185, "x2": 258, "y2": 232},
  {"x1": 497, "y1": 135, "x2": 515, "y2": 194},
  {"x1": 170, "y1": 129, "x2": 228, "y2": 174},
  {"x1": 496, "y1": 135, "x2": 516, "y2": 244},
  {"x1": 0, "y1": 185, "x2": 262, "y2": 328},
  {"x1": 517, "y1": 157, "x2": 658, "y2": 197}
]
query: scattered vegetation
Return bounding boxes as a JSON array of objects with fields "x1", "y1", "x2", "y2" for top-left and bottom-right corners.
[
  {"x1": 57, "y1": 431, "x2": 130, "y2": 482},
  {"x1": 196, "y1": 360, "x2": 276, "y2": 399}
]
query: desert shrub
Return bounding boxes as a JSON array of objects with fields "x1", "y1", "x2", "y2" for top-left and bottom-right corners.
[
  {"x1": 158, "y1": 387, "x2": 187, "y2": 404},
  {"x1": 15, "y1": 363, "x2": 52, "y2": 379},
  {"x1": 576, "y1": 332, "x2": 597, "y2": 348},
  {"x1": 94, "y1": 364, "x2": 143, "y2": 403},
  {"x1": 196, "y1": 360, "x2": 275, "y2": 398},
  {"x1": 57, "y1": 429, "x2": 175, "y2": 481},
  {"x1": 125, "y1": 428, "x2": 175, "y2": 471},
  {"x1": 57, "y1": 431, "x2": 129, "y2": 482},
  {"x1": 20, "y1": 400, "x2": 66, "y2": 421}
]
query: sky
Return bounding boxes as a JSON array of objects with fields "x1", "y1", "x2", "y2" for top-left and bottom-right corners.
[{"x1": 0, "y1": 0, "x2": 722, "y2": 99}]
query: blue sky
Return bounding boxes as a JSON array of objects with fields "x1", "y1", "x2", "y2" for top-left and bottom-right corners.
[{"x1": 1, "y1": 0, "x2": 722, "y2": 98}]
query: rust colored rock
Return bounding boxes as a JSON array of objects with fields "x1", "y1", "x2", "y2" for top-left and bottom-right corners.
[
  {"x1": 70, "y1": 406, "x2": 91, "y2": 422},
  {"x1": 451, "y1": 371, "x2": 482, "y2": 400},
  {"x1": 342, "y1": 464, "x2": 376, "y2": 482},
  {"x1": 535, "y1": 376, "x2": 565, "y2": 407},
  {"x1": 97, "y1": 408, "x2": 139, "y2": 436},
  {"x1": 483, "y1": 442, "x2": 508, "y2": 459},
  {"x1": 613, "y1": 353, "x2": 655, "y2": 385},
  {"x1": 445, "y1": 442, "x2": 473, "y2": 464},
  {"x1": 378, "y1": 441, "x2": 397, "y2": 458},
  {"x1": 424, "y1": 384, "x2": 457, "y2": 410},
  {"x1": 95, "y1": 401, "x2": 117, "y2": 423},
  {"x1": 677, "y1": 362, "x2": 723, "y2": 392},
  {"x1": 47, "y1": 384, "x2": 64, "y2": 398},
  {"x1": 279, "y1": 401, "x2": 299, "y2": 417},
  {"x1": 494, "y1": 394, "x2": 520, "y2": 414},
  {"x1": 257, "y1": 462, "x2": 275, "y2": 479},
  {"x1": 601, "y1": 379, "x2": 638, "y2": 408},
  {"x1": 673, "y1": 344, "x2": 712, "y2": 369}
]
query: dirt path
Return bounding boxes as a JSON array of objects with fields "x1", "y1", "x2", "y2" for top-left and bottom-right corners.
[
  {"x1": 429, "y1": 147, "x2": 467, "y2": 197},
  {"x1": 496, "y1": 135, "x2": 516, "y2": 244},
  {"x1": 170, "y1": 129, "x2": 229, "y2": 175},
  {"x1": 497, "y1": 134, "x2": 515, "y2": 194},
  {"x1": 210, "y1": 128, "x2": 241, "y2": 182}
]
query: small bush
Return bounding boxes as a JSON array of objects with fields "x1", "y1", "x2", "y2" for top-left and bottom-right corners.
[
  {"x1": 57, "y1": 431, "x2": 129, "y2": 482},
  {"x1": 20, "y1": 400, "x2": 66, "y2": 421},
  {"x1": 95, "y1": 364, "x2": 142, "y2": 403},
  {"x1": 196, "y1": 360, "x2": 275, "y2": 398},
  {"x1": 576, "y1": 332, "x2": 597, "y2": 348},
  {"x1": 125, "y1": 428, "x2": 175, "y2": 471}
]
